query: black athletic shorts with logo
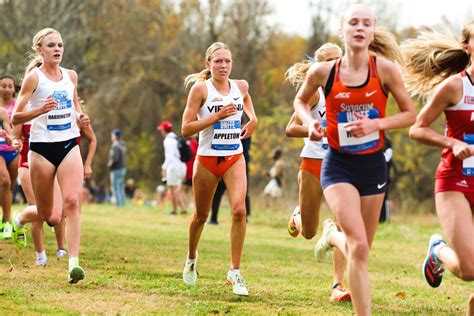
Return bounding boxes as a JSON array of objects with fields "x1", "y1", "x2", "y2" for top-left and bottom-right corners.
[{"x1": 321, "y1": 148, "x2": 387, "y2": 196}]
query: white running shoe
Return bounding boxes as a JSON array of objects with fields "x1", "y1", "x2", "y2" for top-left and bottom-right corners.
[
  {"x1": 57, "y1": 249, "x2": 67, "y2": 257},
  {"x1": 314, "y1": 219, "x2": 337, "y2": 262},
  {"x1": 183, "y1": 252, "x2": 198, "y2": 285},
  {"x1": 36, "y1": 257, "x2": 47, "y2": 267},
  {"x1": 227, "y1": 270, "x2": 249, "y2": 296}
]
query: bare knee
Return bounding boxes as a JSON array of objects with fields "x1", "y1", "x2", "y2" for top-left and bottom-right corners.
[
  {"x1": 63, "y1": 195, "x2": 80, "y2": 214},
  {"x1": 349, "y1": 240, "x2": 370, "y2": 262},
  {"x1": 231, "y1": 206, "x2": 246, "y2": 223},
  {"x1": 45, "y1": 214, "x2": 62, "y2": 227},
  {"x1": 459, "y1": 265, "x2": 474, "y2": 281},
  {"x1": 193, "y1": 211, "x2": 208, "y2": 225},
  {"x1": 301, "y1": 228, "x2": 317, "y2": 240},
  {"x1": 0, "y1": 176, "x2": 11, "y2": 191}
]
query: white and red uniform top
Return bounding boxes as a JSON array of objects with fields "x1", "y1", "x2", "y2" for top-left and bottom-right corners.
[
  {"x1": 197, "y1": 79, "x2": 244, "y2": 157},
  {"x1": 436, "y1": 70, "x2": 474, "y2": 179},
  {"x1": 300, "y1": 88, "x2": 328, "y2": 159}
]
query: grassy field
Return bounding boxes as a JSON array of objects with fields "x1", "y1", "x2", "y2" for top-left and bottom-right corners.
[{"x1": 0, "y1": 202, "x2": 472, "y2": 314}]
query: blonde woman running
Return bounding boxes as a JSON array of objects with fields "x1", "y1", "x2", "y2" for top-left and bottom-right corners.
[
  {"x1": 181, "y1": 42, "x2": 257, "y2": 296},
  {"x1": 402, "y1": 21, "x2": 474, "y2": 314},
  {"x1": 286, "y1": 42, "x2": 350, "y2": 303},
  {"x1": 12, "y1": 28, "x2": 90, "y2": 284},
  {"x1": 295, "y1": 4, "x2": 416, "y2": 314}
]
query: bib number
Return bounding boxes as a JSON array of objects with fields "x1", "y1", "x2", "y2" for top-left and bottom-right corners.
[
  {"x1": 211, "y1": 120, "x2": 241, "y2": 151},
  {"x1": 463, "y1": 134, "x2": 474, "y2": 176},
  {"x1": 47, "y1": 91, "x2": 73, "y2": 131},
  {"x1": 337, "y1": 109, "x2": 380, "y2": 153}
]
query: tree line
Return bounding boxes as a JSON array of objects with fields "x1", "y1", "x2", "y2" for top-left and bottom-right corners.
[{"x1": 0, "y1": 0, "x2": 458, "y2": 212}]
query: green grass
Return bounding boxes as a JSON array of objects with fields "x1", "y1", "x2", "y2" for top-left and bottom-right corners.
[{"x1": 0, "y1": 203, "x2": 471, "y2": 314}]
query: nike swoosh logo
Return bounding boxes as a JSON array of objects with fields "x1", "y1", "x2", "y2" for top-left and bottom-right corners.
[
  {"x1": 365, "y1": 90, "x2": 377, "y2": 97},
  {"x1": 64, "y1": 141, "x2": 72, "y2": 149},
  {"x1": 233, "y1": 97, "x2": 239, "y2": 101},
  {"x1": 377, "y1": 182, "x2": 387, "y2": 189}
]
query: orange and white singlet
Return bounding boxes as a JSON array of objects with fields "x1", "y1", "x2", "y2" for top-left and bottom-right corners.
[{"x1": 325, "y1": 55, "x2": 387, "y2": 154}]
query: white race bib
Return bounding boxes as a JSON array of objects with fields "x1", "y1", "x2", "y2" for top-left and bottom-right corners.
[
  {"x1": 47, "y1": 90, "x2": 73, "y2": 131},
  {"x1": 337, "y1": 109, "x2": 380, "y2": 153},
  {"x1": 211, "y1": 120, "x2": 241, "y2": 151},
  {"x1": 463, "y1": 134, "x2": 474, "y2": 176}
]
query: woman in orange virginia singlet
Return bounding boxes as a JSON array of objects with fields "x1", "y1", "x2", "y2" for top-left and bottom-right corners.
[
  {"x1": 403, "y1": 22, "x2": 474, "y2": 314},
  {"x1": 181, "y1": 42, "x2": 257, "y2": 296},
  {"x1": 285, "y1": 43, "x2": 350, "y2": 303},
  {"x1": 294, "y1": 5, "x2": 415, "y2": 315}
]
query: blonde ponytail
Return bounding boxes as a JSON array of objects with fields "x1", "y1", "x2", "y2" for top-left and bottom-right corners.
[
  {"x1": 25, "y1": 28, "x2": 61, "y2": 76},
  {"x1": 401, "y1": 29, "x2": 471, "y2": 98},
  {"x1": 370, "y1": 28, "x2": 403, "y2": 64},
  {"x1": 285, "y1": 43, "x2": 342, "y2": 89},
  {"x1": 184, "y1": 42, "x2": 230, "y2": 89}
]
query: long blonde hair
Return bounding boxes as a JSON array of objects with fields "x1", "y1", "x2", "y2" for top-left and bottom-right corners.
[
  {"x1": 285, "y1": 43, "x2": 342, "y2": 89},
  {"x1": 401, "y1": 22, "x2": 473, "y2": 98},
  {"x1": 184, "y1": 42, "x2": 231, "y2": 88},
  {"x1": 25, "y1": 28, "x2": 61, "y2": 76}
]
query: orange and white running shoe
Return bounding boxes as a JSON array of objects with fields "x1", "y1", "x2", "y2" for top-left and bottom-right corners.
[
  {"x1": 287, "y1": 207, "x2": 300, "y2": 238},
  {"x1": 330, "y1": 283, "x2": 351, "y2": 303}
]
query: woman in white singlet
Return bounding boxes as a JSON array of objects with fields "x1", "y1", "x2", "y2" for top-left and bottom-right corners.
[
  {"x1": 181, "y1": 42, "x2": 257, "y2": 296},
  {"x1": 285, "y1": 43, "x2": 351, "y2": 303},
  {"x1": 12, "y1": 28, "x2": 90, "y2": 284}
]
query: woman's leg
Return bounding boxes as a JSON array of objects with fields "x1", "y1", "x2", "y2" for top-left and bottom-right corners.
[
  {"x1": 323, "y1": 183, "x2": 384, "y2": 316},
  {"x1": 56, "y1": 147, "x2": 83, "y2": 258},
  {"x1": 187, "y1": 161, "x2": 219, "y2": 259},
  {"x1": 0, "y1": 157, "x2": 12, "y2": 224},
  {"x1": 435, "y1": 192, "x2": 474, "y2": 280},
  {"x1": 222, "y1": 157, "x2": 247, "y2": 269}
]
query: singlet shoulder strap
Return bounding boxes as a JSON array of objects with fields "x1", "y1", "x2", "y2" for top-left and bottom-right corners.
[{"x1": 324, "y1": 60, "x2": 338, "y2": 97}]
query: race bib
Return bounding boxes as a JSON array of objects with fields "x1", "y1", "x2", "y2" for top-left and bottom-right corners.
[
  {"x1": 47, "y1": 90, "x2": 73, "y2": 131},
  {"x1": 211, "y1": 120, "x2": 241, "y2": 151},
  {"x1": 337, "y1": 109, "x2": 380, "y2": 153},
  {"x1": 463, "y1": 134, "x2": 474, "y2": 176}
]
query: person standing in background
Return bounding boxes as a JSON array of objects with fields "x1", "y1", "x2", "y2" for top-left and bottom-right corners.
[
  {"x1": 108, "y1": 128, "x2": 127, "y2": 207},
  {"x1": 157, "y1": 120, "x2": 187, "y2": 215}
]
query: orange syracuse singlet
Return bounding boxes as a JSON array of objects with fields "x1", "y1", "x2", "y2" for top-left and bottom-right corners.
[{"x1": 325, "y1": 55, "x2": 387, "y2": 155}]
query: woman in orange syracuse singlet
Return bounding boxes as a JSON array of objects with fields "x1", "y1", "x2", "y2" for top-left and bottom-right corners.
[{"x1": 293, "y1": 4, "x2": 416, "y2": 315}]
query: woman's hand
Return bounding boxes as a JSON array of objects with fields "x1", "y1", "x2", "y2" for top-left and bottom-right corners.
[
  {"x1": 216, "y1": 103, "x2": 238, "y2": 120},
  {"x1": 344, "y1": 112, "x2": 379, "y2": 138},
  {"x1": 41, "y1": 96, "x2": 58, "y2": 114},
  {"x1": 453, "y1": 140, "x2": 473, "y2": 160},
  {"x1": 308, "y1": 119, "x2": 323, "y2": 141}
]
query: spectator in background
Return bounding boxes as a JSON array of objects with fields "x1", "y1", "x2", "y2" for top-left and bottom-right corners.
[
  {"x1": 108, "y1": 128, "x2": 127, "y2": 207},
  {"x1": 156, "y1": 120, "x2": 187, "y2": 215},
  {"x1": 182, "y1": 135, "x2": 198, "y2": 209},
  {"x1": 380, "y1": 135, "x2": 393, "y2": 223},
  {"x1": 125, "y1": 178, "x2": 136, "y2": 200},
  {"x1": 209, "y1": 136, "x2": 251, "y2": 225}
]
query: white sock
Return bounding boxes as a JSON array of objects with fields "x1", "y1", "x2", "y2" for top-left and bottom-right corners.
[
  {"x1": 230, "y1": 269, "x2": 240, "y2": 274},
  {"x1": 433, "y1": 243, "x2": 446, "y2": 259},
  {"x1": 15, "y1": 215, "x2": 23, "y2": 228},
  {"x1": 36, "y1": 251, "x2": 46, "y2": 261},
  {"x1": 68, "y1": 256, "x2": 79, "y2": 270}
]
